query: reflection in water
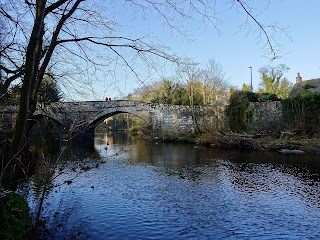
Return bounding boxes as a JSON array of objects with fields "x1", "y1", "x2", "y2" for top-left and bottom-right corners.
[{"x1": 20, "y1": 131, "x2": 320, "y2": 240}]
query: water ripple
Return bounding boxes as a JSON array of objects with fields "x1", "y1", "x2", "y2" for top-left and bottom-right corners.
[{"x1": 19, "y1": 132, "x2": 320, "y2": 240}]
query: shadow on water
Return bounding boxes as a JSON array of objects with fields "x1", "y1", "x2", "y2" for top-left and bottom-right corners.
[
  {"x1": 20, "y1": 130, "x2": 320, "y2": 240},
  {"x1": 113, "y1": 131, "x2": 320, "y2": 182}
]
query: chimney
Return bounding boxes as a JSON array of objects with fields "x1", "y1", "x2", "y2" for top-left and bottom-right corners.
[{"x1": 296, "y1": 73, "x2": 302, "y2": 83}]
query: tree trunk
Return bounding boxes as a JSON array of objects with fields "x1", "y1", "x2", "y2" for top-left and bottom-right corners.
[
  {"x1": 188, "y1": 84, "x2": 201, "y2": 135},
  {"x1": 0, "y1": 0, "x2": 47, "y2": 189}
]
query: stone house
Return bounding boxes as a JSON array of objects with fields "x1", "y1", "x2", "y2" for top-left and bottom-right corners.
[{"x1": 289, "y1": 73, "x2": 320, "y2": 97}]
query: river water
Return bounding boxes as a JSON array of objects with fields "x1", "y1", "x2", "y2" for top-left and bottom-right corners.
[{"x1": 20, "y1": 131, "x2": 320, "y2": 239}]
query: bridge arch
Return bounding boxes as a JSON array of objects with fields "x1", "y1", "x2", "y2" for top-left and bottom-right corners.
[
  {"x1": 32, "y1": 113, "x2": 64, "y2": 126},
  {"x1": 88, "y1": 110, "x2": 151, "y2": 129},
  {"x1": 1, "y1": 100, "x2": 225, "y2": 142},
  {"x1": 85, "y1": 101, "x2": 153, "y2": 129}
]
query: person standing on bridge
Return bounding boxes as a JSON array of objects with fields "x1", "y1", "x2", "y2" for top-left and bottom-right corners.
[
  {"x1": 105, "y1": 97, "x2": 108, "y2": 101},
  {"x1": 109, "y1": 97, "x2": 111, "y2": 101}
]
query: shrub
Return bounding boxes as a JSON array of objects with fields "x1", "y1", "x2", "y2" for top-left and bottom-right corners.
[
  {"x1": 303, "y1": 83, "x2": 315, "y2": 90},
  {"x1": 0, "y1": 193, "x2": 31, "y2": 240},
  {"x1": 281, "y1": 92, "x2": 320, "y2": 134},
  {"x1": 226, "y1": 91, "x2": 252, "y2": 131}
]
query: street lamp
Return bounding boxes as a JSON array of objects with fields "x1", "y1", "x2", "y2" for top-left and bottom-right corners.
[{"x1": 248, "y1": 67, "x2": 252, "y2": 91}]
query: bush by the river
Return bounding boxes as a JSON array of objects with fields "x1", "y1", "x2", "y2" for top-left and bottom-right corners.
[
  {"x1": 282, "y1": 91, "x2": 320, "y2": 136},
  {"x1": 0, "y1": 192, "x2": 31, "y2": 240}
]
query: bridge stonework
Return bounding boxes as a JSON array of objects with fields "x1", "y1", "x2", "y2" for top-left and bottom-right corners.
[{"x1": 0, "y1": 101, "x2": 226, "y2": 140}]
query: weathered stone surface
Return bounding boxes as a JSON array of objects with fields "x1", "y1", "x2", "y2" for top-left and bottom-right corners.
[
  {"x1": 0, "y1": 100, "x2": 289, "y2": 139},
  {"x1": 247, "y1": 101, "x2": 284, "y2": 132},
  {"x1": 0, "y1": 101, "x2": 225, "y2": 139}
]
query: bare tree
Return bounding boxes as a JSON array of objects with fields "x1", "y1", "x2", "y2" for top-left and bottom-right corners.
[
  {"x1": 0, "y1": 2, "x2": 27, "y2": 97},
  {"x1": 0, "y1": 0, "x2": 212, "y2": 187},
  {"x1": 200, "y1": 59, "x2": 229, "y2": 105},
  {"x1": 0, "y1": 0, "x2": 286, "y2": 188},
  {"x1": 176, "y1": 60, "x2": 202, "y2": 134}
]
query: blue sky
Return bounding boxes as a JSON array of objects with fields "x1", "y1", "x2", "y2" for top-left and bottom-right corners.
[{"x1": 88, "y1": 0, "x2": 320, "y2": 99}]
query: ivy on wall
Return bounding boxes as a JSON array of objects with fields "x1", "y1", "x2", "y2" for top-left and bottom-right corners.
[{"x1": 226, "y1": 91, "x2": 280, "y2": 132}]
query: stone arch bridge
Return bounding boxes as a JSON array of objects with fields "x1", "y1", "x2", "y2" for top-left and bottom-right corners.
[{"x1": 1, "y1": 100, "x2": 225, "y2": 140}]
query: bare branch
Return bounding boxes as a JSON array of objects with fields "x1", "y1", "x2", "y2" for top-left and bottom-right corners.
[
  {"x1": 24, "y1": 0, "x2": 36, "y2": 6},
  {"x1": 236, "y1": 0, "x2": 276, "y2": 59},
  {"x1": 45, "y1": 0, "x2": 69, "y2": 16}
]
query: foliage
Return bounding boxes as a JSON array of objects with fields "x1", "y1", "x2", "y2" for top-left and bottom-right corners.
[
  {"x1": 230, "y1": 88, "x2": 237, "y2": 95},
  {"x1": 133, "y1": 79, "x2": 189, "y2": 105},
  {"x1": 256, "y1": 93, "x2": 279, "y2": 101},
  {"x1": 242, "y1": 83, "x2": 249, "y2": 91},
  {"x1": 171, "y1": 86, "x2": 189, "y2": 105},
  {"x1": 104, "y1": 113, "x2": 142, "y2": 132},
  {"x1": 303, "y1": 83, "x2": 315, "y2": 90},
  {"x1": 37, "y1": 75, "x2": 63, "y2": 104},
  {"x1": 281, "y1": 91, "x2": 320, "y2": 134},
  {"x1": 129, "y1": 125, "x2": 140, "y2": 134},
  {"x1": 172, "y1": 134, "x2": 200, "y2": 143},
  {"x1": 5, "y1": 75, "x2": 62, "y2": 105},
  {"x1": 133, "y1": 59, "x2": 229, "y2": 107},
  {"x1": 128, "y1": 119, "x2": 151, "y2": 139},
  {"x1": 5, "y1": 84, "x2": 22, "y2": 105},
  {"x1": 226, "y1": 90, "x2": 280, "y2": 132},
  {"x1": 259, "y1": 64, "x2": 293, "y2": 99},
  {"x1": 149, "y1": 80, "x2": 189, "y2": 105},
  {"x1": 226, "y1": 91, "x2": 251, "y2": 131},
  {"x1": 185, "y1": 80, "x2": 204, "y2": 105},
  {"x1": 0, "y1": 193, "x2": 31, "y2": 240}
]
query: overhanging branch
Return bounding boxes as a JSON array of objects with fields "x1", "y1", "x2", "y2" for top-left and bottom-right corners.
[
  {"x1": 55, "y1": 36, "x2": 178, "y2": 62},
  {"x1": 236, "y1": 0, "x2": 276, "y2": 59}
]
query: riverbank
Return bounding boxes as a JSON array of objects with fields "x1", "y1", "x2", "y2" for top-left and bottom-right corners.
[{"x1": 161, "y1": 132, "x2": 320, "y2": 154}]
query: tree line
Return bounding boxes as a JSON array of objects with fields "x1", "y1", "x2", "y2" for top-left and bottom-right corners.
[
  {"x1": 128, "y1": 59, "x2": 230, "y2": 106},
  {"x1": 128, "y1": 63, "x2": 293, "y2": 106}
]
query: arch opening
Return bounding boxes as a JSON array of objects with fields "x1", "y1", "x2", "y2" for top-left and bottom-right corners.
[
  {"x1": 90, "y1": 111, "x2": 150, "y2": 131},
  {"x1": 93, "y1": 112, "x2": 151, "y2": 143}
]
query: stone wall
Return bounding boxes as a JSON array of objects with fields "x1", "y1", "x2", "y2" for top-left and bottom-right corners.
[
  {"x1": 246, "y1": 101, "x2": 284, "y2": 132},
  {"x1": 0, "y1": 100, "x2": 286, "y2": 140},
  {"x1": 0, "y1": 101, "x2": 225, "y2": 139},
  {"x1": 139, "y1": 104, "x2": 226, "y2": 138}
]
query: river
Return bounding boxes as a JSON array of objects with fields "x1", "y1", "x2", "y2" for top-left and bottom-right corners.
[{"x1": 19, "y1": 131, "x2": 320, "y2": 239}]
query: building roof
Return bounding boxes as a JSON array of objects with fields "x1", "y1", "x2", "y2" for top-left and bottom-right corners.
[{"x1": 289, "y1": 78, "x2": 320, "y2": 98}]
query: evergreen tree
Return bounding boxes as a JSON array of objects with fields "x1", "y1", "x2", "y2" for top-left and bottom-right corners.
[
  {"x1": 242, "y1": 83, "x2": 249, "y2": 91},
  {"x1": 6, "y1": 74, "x2": 62, "y2": 105}
]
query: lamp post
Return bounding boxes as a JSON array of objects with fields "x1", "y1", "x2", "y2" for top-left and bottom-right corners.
[{"x1": 248, "y1": 67, "x2": 252, "y2": 91}]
